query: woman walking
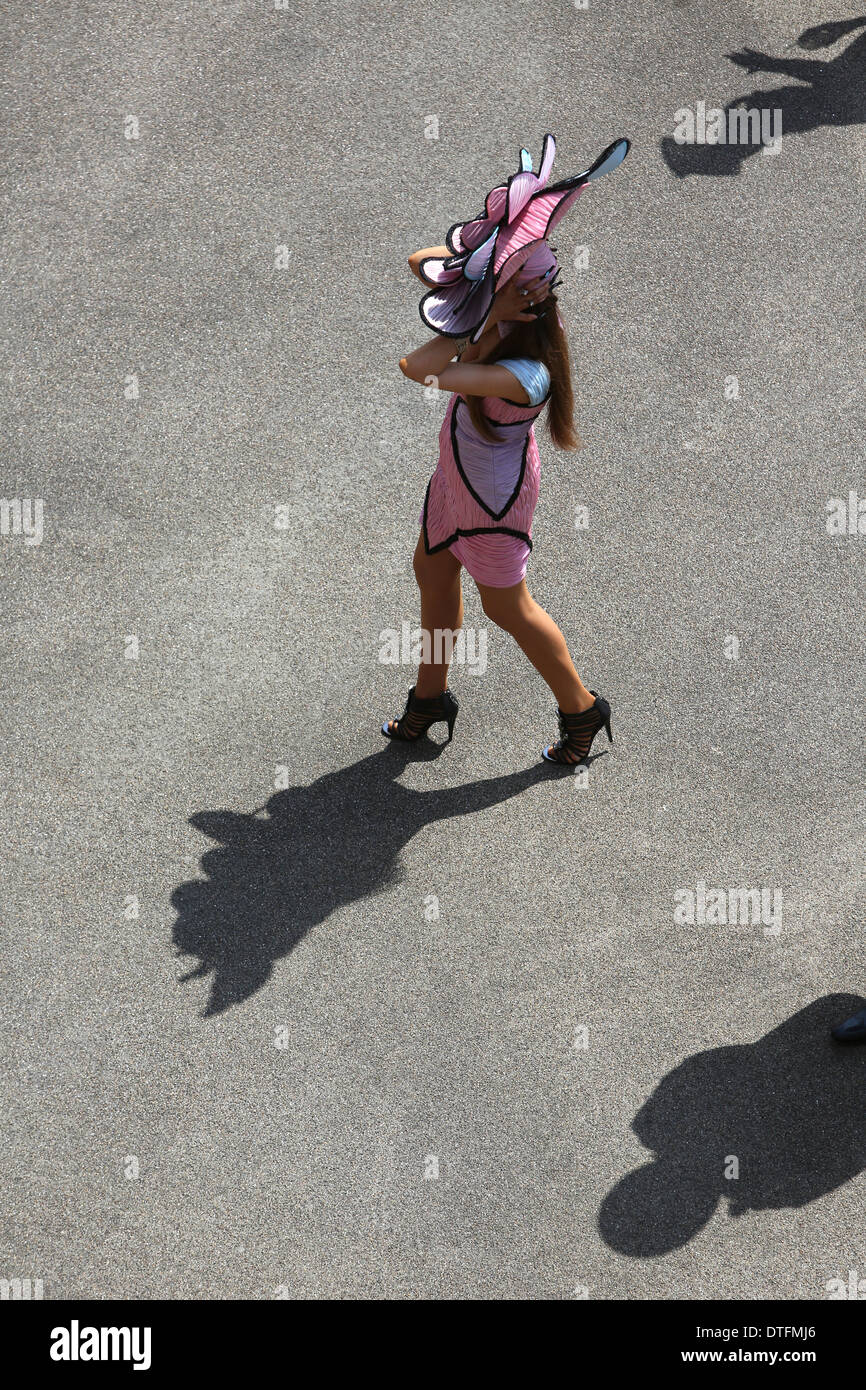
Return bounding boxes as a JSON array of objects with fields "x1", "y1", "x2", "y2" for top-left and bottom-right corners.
[{"x1": 383, "y1": 134, "x2": 629, "y2": 764}]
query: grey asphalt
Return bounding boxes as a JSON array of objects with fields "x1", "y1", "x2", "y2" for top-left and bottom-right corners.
[{"x1": 2, "y1": 0, "x2": 864, "y2": 1300}]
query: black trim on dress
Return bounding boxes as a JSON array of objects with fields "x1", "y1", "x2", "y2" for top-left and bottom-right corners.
[
  {"x1": 450, "y1": 398, "x2": 530, "y2": 522},
  {"x1": 420, "y1": 448, "x2": 535, "y2": 558}
]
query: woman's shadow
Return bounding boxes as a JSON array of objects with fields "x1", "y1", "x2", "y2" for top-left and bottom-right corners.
[
  {"x1": 599, "y1": 994, "x2": 866, "y2": 1256},
  {"x1": 171, "y1": 740, "x2": 588, "y2": 1017},
  {"x1": 661, "y1": 17, "x2": 866, "y2": 177}
]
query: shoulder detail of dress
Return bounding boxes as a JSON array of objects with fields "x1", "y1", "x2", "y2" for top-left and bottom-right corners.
[{"x1": 495, "y1": 357, "x2": 551, "y2": 406}]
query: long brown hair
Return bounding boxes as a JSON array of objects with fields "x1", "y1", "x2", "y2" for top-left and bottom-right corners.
[{"x1": 463, "y1": 294, "x2": 581, "y2": 451}]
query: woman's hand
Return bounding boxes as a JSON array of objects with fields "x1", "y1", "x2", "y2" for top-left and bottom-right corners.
[{"x1": 489, "y1": 272, "x2": 552, "y2": 326}]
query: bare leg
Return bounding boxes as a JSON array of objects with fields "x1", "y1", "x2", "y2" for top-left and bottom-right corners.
[
  {"x1": 386, "y1": 532, "x2": 463, "y2": 733},
  {"x1": 475, "y1": 578, "x2": 594, "y2": 713}
]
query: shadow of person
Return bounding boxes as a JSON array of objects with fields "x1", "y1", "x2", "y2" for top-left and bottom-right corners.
[
  {"x1": 661, "y1": 17, "x2": 866, "y2": 177},
  {"x1": 599, "y1": 994, "x2": 866, "y2": 1256},
  {"x1": 171, "y1": 739, "x2": 587, "y2": 1017}
]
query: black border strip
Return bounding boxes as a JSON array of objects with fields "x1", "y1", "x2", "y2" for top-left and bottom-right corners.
[{"x1": 450, "y1": 398, "x2": 529, "y2": 521}]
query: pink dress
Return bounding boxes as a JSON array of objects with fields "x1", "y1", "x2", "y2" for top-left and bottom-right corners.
[{"x1": 418, "y1": 385, "x2": 548, "y2": 588}]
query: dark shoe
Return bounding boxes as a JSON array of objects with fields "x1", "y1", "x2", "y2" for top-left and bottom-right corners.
[
  {"x1": 831, "y1": 1008, "x2": 866, "y2": 1043},
  {"x1": 542, "y1": 690, "x2": 612, "y2": 764},
  {"x1": 382, "y1": 685, "x2": 459, "y2": 743}
]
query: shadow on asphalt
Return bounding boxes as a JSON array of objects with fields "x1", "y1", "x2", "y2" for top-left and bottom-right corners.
[
  {"x1": 661, "y1": 17, "x2": 866, "y2": 177},
  {"x1": 171, "y1": 740, "x2": 605, "y2": 1017},
  {"x1": 599, "y1": 993, "x2": 866, "y2": 1255}
]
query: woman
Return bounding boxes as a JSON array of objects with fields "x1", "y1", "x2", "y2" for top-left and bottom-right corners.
[{"x1": 382, "y1": 135, "x2": 629, "y2": 765}]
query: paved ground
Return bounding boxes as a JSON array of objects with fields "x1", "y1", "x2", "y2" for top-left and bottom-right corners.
[{"x1": 2, "y1": 0, "x2": 864, "y2": 1299}]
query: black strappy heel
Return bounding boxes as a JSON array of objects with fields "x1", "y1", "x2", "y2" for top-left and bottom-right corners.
[
  {"x1": 382, "y1": 685, "x2": 459, "y2": 743},
  {"x1": 542, "y1": 690, "x2": 612, "y2": 765}
]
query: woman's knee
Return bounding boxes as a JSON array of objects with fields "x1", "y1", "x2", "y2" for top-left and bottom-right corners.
[{"x1": 479, "y1": 585, "x2": 526, "y2": 630}]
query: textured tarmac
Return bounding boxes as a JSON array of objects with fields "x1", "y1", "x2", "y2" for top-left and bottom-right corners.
[{"x1": 1, "y1": 0, "x2": 865, "y2": 1299}]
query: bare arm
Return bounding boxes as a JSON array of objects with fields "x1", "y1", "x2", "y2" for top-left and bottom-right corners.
[
  {"x1": 399, "y1": 314, "x2": 529, "y2": 403},
  {"x1": 399, "y1": 273, "x2": 552, "y2": 402}
]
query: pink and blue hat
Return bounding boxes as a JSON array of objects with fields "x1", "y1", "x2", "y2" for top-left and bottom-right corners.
[{"x1": 417, "y1": 134, "x2": 630, "y2": 342}]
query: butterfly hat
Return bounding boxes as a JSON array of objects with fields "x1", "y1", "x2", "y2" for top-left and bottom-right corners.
[{"x1": 417, "y1": 134, "x2": 630, "y2": 343}]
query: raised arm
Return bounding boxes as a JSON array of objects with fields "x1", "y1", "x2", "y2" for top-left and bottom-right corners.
[{"x1": 399, "y1": 272, "x2": 552, "y2": 403}]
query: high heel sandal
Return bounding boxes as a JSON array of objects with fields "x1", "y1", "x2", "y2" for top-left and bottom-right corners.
[
  {"x1": 382, "y1": 685, "x2": 459, "y2": 743},
  {"x1": 541, "y1": 690, "x2": 612, "y2": 765}
]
